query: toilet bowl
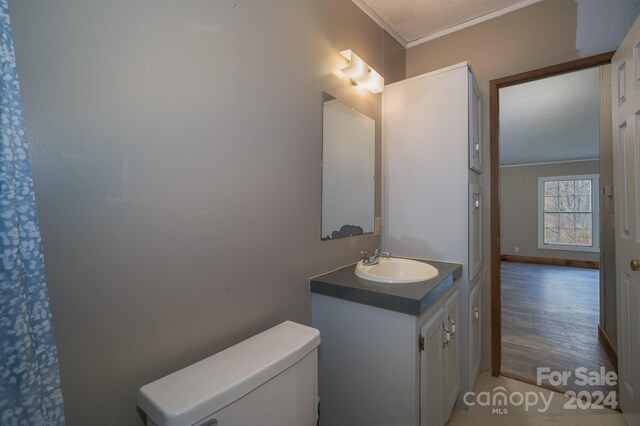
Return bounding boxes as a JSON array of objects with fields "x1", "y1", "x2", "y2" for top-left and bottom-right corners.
[{"x1": 137, "y1": 321, "x2": 320, "y2": 426}]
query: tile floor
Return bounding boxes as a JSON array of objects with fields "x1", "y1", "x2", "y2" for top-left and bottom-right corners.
[{"x1": 447, "y1": 374, "x2": 631, "y2": 426}]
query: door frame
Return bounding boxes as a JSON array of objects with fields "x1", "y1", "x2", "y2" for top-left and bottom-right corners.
[{"x1": 490, "y1": 52, "x2": 616, "y2": 376}]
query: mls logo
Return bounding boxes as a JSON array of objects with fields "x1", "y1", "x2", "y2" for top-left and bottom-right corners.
[{"x1": 492, "y1": 408, "x2": 509, "y2": 415}]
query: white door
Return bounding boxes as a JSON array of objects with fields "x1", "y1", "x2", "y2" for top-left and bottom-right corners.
[
  {"x1": 443, "y1": 290, "x2": 460, "y2": 422},
  {"x1": 420, "y1": 307, "x2": 445, "y2": 426},
  {"x1": 612, "y1": 16, "x2": 640, "y2": 420},
  {"x1": 468, "y1": 277, "x2": 482, "y2": 392},
  {"x1": 469, "y1": 184, "x2": 483, "y2": 281}
]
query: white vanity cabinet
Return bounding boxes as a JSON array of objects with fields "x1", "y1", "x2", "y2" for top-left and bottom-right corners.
[
  {"x1": 312, "y1": 281, "x2": 459, "y2": 426},
  {"x1": 383, "y1": 62, "x2": 483, "y2": 405},
  {"x1": 420, "y1": 289, "x2": 460, "y2": 425},
  {"x1": 420, "y1": 307, "x2": 446, "y2": 426}
]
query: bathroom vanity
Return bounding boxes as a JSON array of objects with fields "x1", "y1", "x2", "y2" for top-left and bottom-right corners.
[
  {"x1": 311, "y1": 259, "x2": 462, "y2": 426},
  {"x1": 313, "y1": 61, "x2": 482, "y2": 426}
]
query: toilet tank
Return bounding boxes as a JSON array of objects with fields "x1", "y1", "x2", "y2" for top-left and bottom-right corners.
[{"x1": 138, "y1": 321, "x2": 320, "y2": 426}]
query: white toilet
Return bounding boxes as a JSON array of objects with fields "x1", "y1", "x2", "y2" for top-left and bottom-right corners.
[{"x1": 138, "y1": 321, "x2": 320, "y2": 426}]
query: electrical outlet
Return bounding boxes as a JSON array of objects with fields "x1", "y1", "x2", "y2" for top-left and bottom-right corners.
[
  {"x1": 514, "y1": 247, "x2": 519, "y2": 253},
  {"x1": 374, "y1": 217, "x2": 381, "y2": 236}
]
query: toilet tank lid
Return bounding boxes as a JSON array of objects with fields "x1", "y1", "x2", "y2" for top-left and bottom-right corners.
[{"x1": 137, "y1": 321, "x2": 320, "y2": 426}]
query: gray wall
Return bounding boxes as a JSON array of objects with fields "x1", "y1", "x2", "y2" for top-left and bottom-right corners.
[
  {"x1": 8, "y1": 0, "x2": 404, "y2": 424},
  {"x1": 405, "y1": 0, "x2": 594, "y2": 373},
  {"x1": 500, "y1": 160, "x2": 601, "y2": 262}
]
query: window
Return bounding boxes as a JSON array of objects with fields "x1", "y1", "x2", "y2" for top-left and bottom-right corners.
[{"x1": 538, "y1": 174, "x2": 600, "y2": 252}]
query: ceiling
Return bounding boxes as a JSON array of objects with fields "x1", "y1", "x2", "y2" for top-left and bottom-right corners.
[
  {"x1": 499, "y1": 67, "x2": 600, "y2": 166},
  {"x1": 353, "y1": 0, "x2": 543, "y2": 47}
]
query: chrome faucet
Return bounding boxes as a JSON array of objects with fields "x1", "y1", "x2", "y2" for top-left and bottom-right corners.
[{"x1": 360, "y1": 247, "x2": 390, "y2": 265}]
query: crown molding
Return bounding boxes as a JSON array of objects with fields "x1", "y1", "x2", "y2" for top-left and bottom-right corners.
[
  {"x1": 351, "y1": 0, "x2": 408, "y2": 48},
  {"x1": 352, "y1": 0, "x2": 544, "y2": 50}
]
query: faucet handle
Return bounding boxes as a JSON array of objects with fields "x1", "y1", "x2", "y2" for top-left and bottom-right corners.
[
  {"x1": 360, "y1": 250, "x2": 370, "y2": 261},
  {"x1": 374, "y1": 247, "x2": 390, "y2": 259}
]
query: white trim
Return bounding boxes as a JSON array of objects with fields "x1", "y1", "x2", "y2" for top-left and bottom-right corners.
[
  {"x1": 406, "y1": 0, "x2": 544, "y2": 48},
  {"x1": 537, "y1": 174, "x2": 601, "y2": 253},
  {"x1": 351, "y1": 0, "x2": 407, "y2": 48},
  {"x1": 500, "y1": 158, "x2": 601, "y2": 168}
]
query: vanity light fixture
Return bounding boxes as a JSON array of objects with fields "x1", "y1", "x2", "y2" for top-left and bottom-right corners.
[{"x1": 339, "y1": 49, "x2": 384, "y2": 94}]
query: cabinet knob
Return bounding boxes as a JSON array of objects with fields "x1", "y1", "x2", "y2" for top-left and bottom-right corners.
[
  {"x1": 473, "y1": 306, "x2": 479, "y2": 321},
  {"x1": 475, "y1": 143, "x2": 480, "y2": 152},
  {"x1": 631, "y1": 259, "x2": 640, "y2": 271},
  {"x1": 449, "y1": 317, "x2": 456, "y2": 335}
]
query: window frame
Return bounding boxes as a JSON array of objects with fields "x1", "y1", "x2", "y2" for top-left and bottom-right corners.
[{"x1": 537, "y1": 174, "x2": 600, "y2": 253}]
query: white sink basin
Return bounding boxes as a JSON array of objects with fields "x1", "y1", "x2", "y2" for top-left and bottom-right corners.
[{"x1": 355, "y1": 257, "x2": 439, "y2": 283}]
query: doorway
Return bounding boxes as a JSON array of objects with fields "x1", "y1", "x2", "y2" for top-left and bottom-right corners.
[{"x1": 490, "y1": 53, "x2": 618, "y2": 402}]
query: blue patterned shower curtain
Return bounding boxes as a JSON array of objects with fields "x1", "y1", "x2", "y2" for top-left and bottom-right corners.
[{"x1": 0, "y1": 0, "x2": 66, "y2": 424}]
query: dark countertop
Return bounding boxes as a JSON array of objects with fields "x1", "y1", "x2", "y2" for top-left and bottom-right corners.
[{"x1": 310, "y1": 258, "x2": 463, "y2": 316}]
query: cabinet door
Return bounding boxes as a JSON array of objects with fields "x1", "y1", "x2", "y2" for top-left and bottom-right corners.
[
  {"x1": 443, "y1": 290, "x2": 460, "y2": 422},
  {"x1": 468, "y1": 277, "x2": 482, "y2": 393},
  {"x1": 468, "y1": 74, "x2": 482, "y2": 173},
  {"x1": 420, "y1": 307, "x2": 445, "y2": 426},
  {"x1": 468, "y1": 184, "x2": 483, "y2": 281}
]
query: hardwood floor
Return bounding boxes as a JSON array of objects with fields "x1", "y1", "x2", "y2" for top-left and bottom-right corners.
[{"x1": 500, "y1": 261, "x2": 617, "y2": 406}]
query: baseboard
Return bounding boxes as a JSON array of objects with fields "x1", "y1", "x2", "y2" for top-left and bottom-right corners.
[
  {"x1": 598, "y1": 324, "x2": 618, "y2": 372},
  {"x1": 500, "y1": 254, "x2": 599, "y2": 269}
]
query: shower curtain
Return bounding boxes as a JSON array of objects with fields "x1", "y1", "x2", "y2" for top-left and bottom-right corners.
[{"x1": 0, "y1": 0, "x2": 66, "y2": 424}]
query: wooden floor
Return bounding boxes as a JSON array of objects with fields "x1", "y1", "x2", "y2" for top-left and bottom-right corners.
[{"x1": 501, "y1": 261, "x2": 617, "y2": 404}]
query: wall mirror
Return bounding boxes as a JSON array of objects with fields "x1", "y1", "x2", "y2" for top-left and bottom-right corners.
[{"x1": 321, "y1": 92, "x2": 375, "y2": 240}]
